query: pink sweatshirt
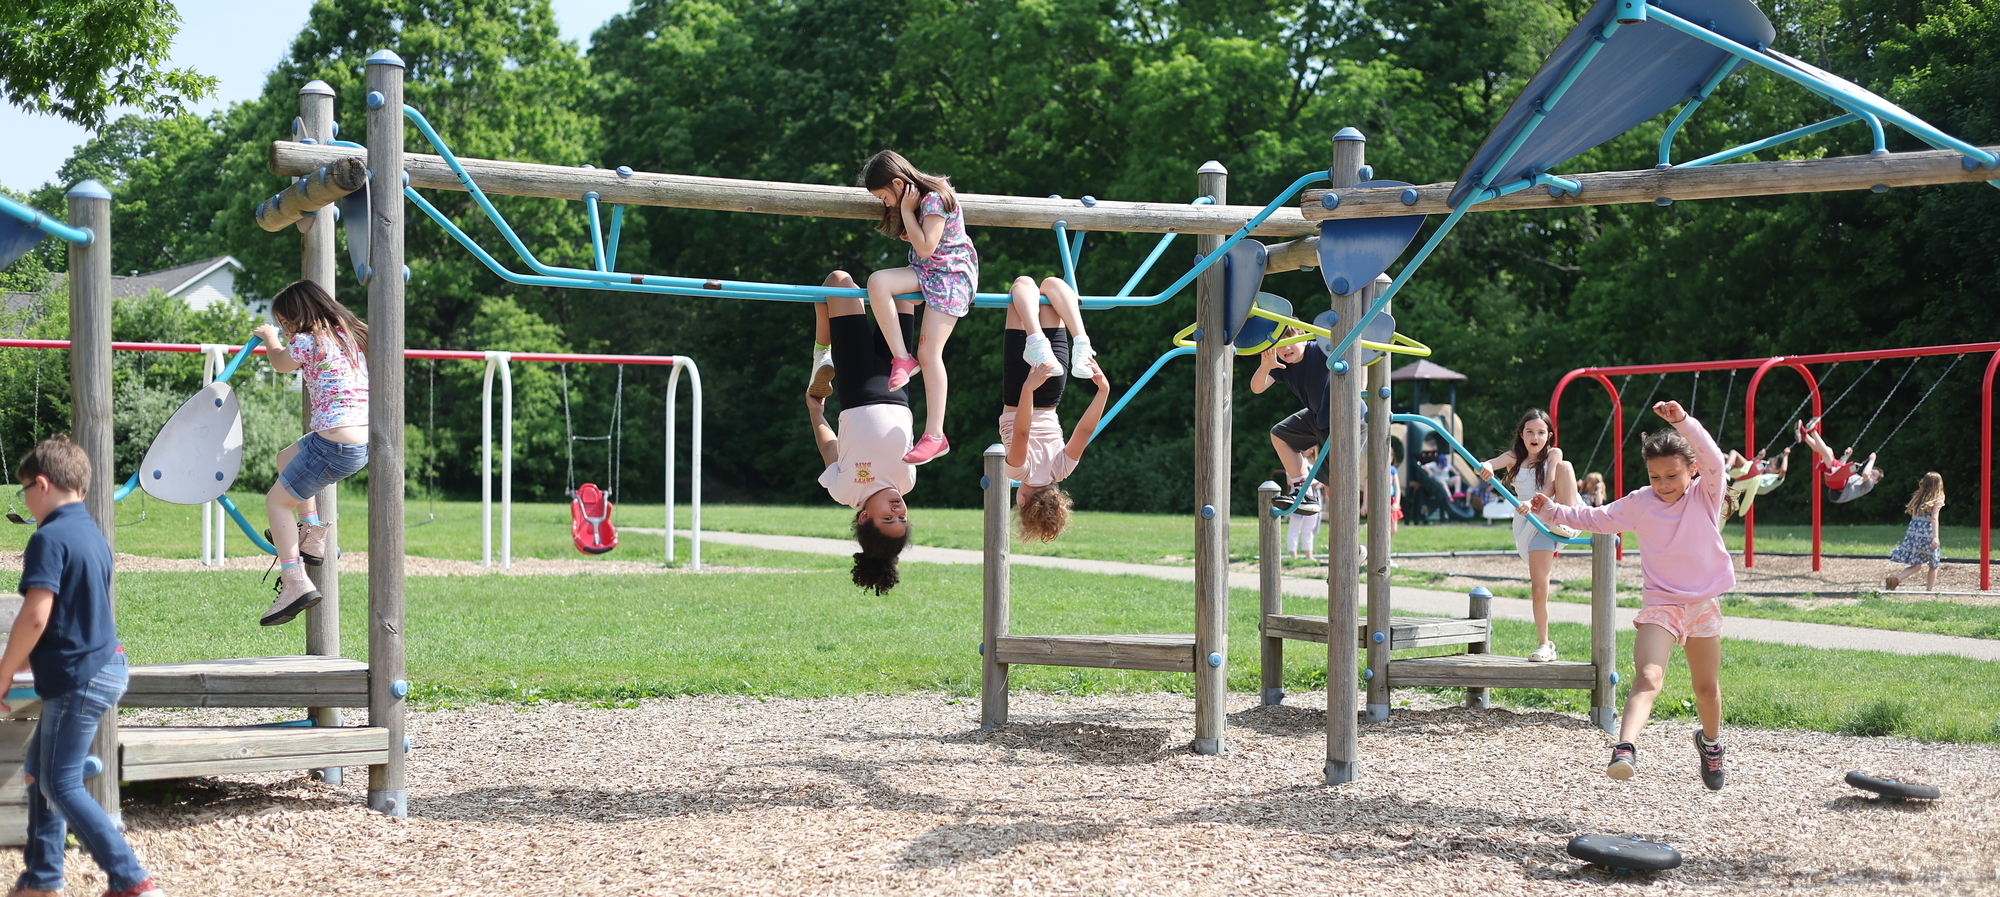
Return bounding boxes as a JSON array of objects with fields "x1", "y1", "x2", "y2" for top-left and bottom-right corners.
[{"x1": 1535, "y1": 416, "x2": 1735, "y2": 606}]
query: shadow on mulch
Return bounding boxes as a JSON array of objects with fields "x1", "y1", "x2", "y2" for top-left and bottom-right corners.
[
  {"x1": 894, "y1": 820, "x2": 1120, "y2": 869},
  {"x1": 119, "y1": 777, "x2": 351, "y2": 832},
  {"x1": 945, "y1": 722, "x2": 1181, "y2": 765}
]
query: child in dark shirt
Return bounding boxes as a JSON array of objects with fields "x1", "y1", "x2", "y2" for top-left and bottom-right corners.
[
  {"x1": 1251, "y1": 332, "x2": 1332, "y2": 513},
  {"x1": 0, "y1": 435, "x2": 163, "y2": 897}
]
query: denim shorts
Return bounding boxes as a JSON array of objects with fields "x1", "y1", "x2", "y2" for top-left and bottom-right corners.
[{"x1": 280, "y1": 432, "x2": 369, "y2": 500}]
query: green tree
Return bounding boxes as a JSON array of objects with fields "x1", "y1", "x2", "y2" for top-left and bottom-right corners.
[{"x1": 0, "y1": 0, "x2": 215, "y2": 126}]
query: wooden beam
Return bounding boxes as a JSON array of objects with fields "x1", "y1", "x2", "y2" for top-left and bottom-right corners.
[
  {"x1": 254, "y1": 157, "x2": 365, "y2": 232},
  {"x1": 990, "y1": 634, "x2": 1196, "y2": 672},
  {"x1": 269, "y1": 141, "x2": 1320, "y2": 237},
  {"x1": 1301, "y1": 145, "x2": 2000, "y2": 220}
]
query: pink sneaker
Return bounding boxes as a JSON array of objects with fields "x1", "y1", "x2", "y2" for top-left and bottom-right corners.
[
  {"x1": 903, "y1": 433, "x2": 950, "y2": 465},
  {"x1": 887, "y1": 355, "x2": 920, "y2": 391}
]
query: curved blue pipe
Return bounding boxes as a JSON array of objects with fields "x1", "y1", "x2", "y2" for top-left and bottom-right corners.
[
  {"x1": 215, "y1": 495, "x2": 277, "y2": 554},
  {"x1": 1389, "y1": 413, "x2": 1590, "y2": 545}
]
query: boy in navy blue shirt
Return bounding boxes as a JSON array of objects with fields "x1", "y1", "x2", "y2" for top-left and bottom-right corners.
[
  {"x1": 1251, "y1": 334, "x2": 1333, "y2": 513},
  {"x1": 0, "y1": 435, "x2": 161, "y2": 897}
]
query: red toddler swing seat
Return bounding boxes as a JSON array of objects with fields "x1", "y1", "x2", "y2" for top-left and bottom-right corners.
[{"x1": 570, "y1": 482, "x2": 618, "y2": 555}]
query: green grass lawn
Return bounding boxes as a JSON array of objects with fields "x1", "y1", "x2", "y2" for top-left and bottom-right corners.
[{"x1": 108, "y1": 547, "x2": 2000, "y2": 742}]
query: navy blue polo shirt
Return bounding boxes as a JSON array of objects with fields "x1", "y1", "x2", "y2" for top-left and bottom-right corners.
[
  {"x1": 1268, "y1": 343, "x2": 1332, "y2": 431},
  {"x1": 17, "y1": 502, "x2": 120, "y2": 698}
]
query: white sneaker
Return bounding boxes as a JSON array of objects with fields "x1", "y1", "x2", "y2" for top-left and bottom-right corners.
[
  {"x1": 1527, "y1": 642, "x2": 1558, "y2": 663},
  {"x1": 1069, "y1": 334, "x2": 1097, "y2": 379},
  {"x1": 1023, "y1": 332, "x2": 1057, "y2": 368},
  {"x1": 807, "y1": 345, "x2": 835, "y2": 398}
]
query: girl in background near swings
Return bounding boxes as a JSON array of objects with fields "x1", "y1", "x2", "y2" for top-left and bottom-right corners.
[
  {"x1": 1886, "y1": 472, "x2": 1945, "y2": 591},
  {"x1": 1475, "y1": 409, "x2": 1577, "y2": 663},
  {"x1": 253, "y1": 280, "x2": 370, "y2": 628}
]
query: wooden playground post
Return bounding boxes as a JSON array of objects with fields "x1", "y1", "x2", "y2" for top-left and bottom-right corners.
[
  {"x1": 298, "y1": 79, "x2": 346, "y2": 785},
  {"x1": 1589, "y1": 532, "x2": 1618, "y2": 733},
  {"x1": 1257, "y1": 481, "x2": 1283, "y2": 705},
  {"x1": 980, "y1": 445, "x2": 1011, "y2": 728},
  {"x1": 66, "y1": 178, "x2": 119, "y2": 819},
  {"x1": 1465, "y1": 587, "x2": 1492, "y2": 709},
  {"x1": 1324, "y1": 128, "x2": 1366, "y2": 785},
  {"x1": 364, "y1": 50, "x2": 409, "y2": 817},
  {"x1": 1191, "y1": 160, "x2": 1230, "y2": 756},
  {"x1": 1363, "y1": 277, "x2": 1393, "y2": 723}
]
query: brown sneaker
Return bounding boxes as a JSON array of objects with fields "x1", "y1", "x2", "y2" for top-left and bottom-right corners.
[
  {"x1": 298, "y1": 521, "x2": 328, "y2": 566},
  {"x1": 261, "y1": 567, "x2": 322, "y2": 627}
]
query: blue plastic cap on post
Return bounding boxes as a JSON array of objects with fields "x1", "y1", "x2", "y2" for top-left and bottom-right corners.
[
  {"x1": 1870, "y1": 184, "x2": 1889, "y2": 194},
  {"x1": 1321, "y1": 193, "x2": 1340, "y2": 210},
  {"x1": 66, "y1": 179, "x2": 111, "y2": 201},
  {"x1": 1331, "y1": 359, "x2": 1349, "y2": 375},
  {"x1": 1361, "y1": 668, "x2": 1374, "y2": 680},
  {"x1": 1206, "y1": 652, "x2": 1223, "y2": 668},
  {"x1": 1334, "y1": 127, "x2": 1365, "y2": 142},
  {"x1": 1198, "y1": 160, "x2": 1227, "y2": 175},
  {"x1": 1330, "y1": 276, "x2": 1351, "y2": 295},
  {"x1": 585, "y1": 190, "x2": 601, "y2": 201},
  {"x1": 1610, "y1": 671, "x2": 1621, "y2": 684},
  {"x1": 1469, "y1": 586, "x2": 1493, "y2": 598},
  {"x1": 366, "y1": 91, "x2": 385, "y2": 110},
  {"x1": 616, "y1": 166, "x2": 634, "y2": 178},
  {"x1": 1655, "y1": 197, "x2": 1674, "y2": 206},
  {"x1": 1378, "y1": 386, "x2": 1391, "y2": 399},
  {"x1": 1371, "y1": 631, "x2": 1386, "y2": 644},
  {"x1": 1081, "y1": 195, "x2": 1097, "y2": 206},
  {"x1": 366, "y1": 49, "x2": 406, "y2": 68},
  {"x1": 1053, "y1": 219, "x2": 1068, "y2": 230},
  {"x1": 390, "y1": 678, "x2": 409, "y2": 698},
  {"x1": 401, "y1": 265, "x2": 411, "y2": 282},
  {"x1": 82, "y1": 755, "x2": 103, "y2": 778},
  {"x1": 301, "y1": 80, "x2": 336, "y2": 97},
  {"x1": 1400, "y1": 187, "x2": 1419, "y2": 206},
  {"x1": 980, "y1": 475, "x2": 991, "y2": 490},
  {"x1": 1356, "y1": 165, "x2": 1374, "y2": 180},
  {"x1": 977, "y1": 642, "x2": 984, "y2": 655},
  {"x1": 1200, "y1": 505, "x2": 1215, "y2": 519}
]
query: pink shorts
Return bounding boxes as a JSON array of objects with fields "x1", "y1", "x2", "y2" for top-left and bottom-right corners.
[{"x1": 1634, "y1": 599, "x2": 1723, "y2": 645}]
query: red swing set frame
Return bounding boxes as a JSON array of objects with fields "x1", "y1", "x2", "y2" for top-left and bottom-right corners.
[{"x1": 1548, "y1": 341, "x2": 2000, "y2": 590}]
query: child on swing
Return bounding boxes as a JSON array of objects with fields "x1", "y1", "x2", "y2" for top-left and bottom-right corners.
[
  {"x1": 252, "y1": 280, "x2": 369, "y2": 628},
  {"x1": 1000, "y1": 276, "x2": 1111, "y2": 542},
  {"x1": 1795, "y1": 417, "x2": 1882, "y2": 503},
  {"x1": 1721, "y1": 446, "x2": 1791, "y2": 519},
  {"x1": 1528, "y1": 401, "x2": 1733, "y2": 790},
  {"x1": 1886, "y1": 472, "x2": 1945, "y2": 591}
]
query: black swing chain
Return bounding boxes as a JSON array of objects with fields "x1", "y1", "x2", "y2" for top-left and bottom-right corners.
[
  {"x1": 1870, "y1": 354, "x2": 1964, "y2": 454},
  {"x1": 1849, "y1": 357, "x2": 1921, "y2": 450},
  {"x1": 1580, "y1": 374, "x2": 1630, "y2": 478}
]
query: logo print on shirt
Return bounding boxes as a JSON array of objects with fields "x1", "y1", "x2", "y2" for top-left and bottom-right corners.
[{"x1": 854, "y1": 463, "x2": 875, "y2": 485}]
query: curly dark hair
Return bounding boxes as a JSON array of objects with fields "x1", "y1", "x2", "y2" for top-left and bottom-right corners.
[{"x1": 851, "y1": 516, "x2": 910, "y2": 595}]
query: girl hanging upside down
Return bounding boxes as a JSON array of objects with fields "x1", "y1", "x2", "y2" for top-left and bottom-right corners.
[
  {"x1": 1000, "y1": 276, "x2": 1111, "y2": 542},
  {"x1": 1795, "y1": 418, "x2": 1882, "y2": 503},
  {"x1": 805, "y1": 275, "x2": 914, "y2": 594}
]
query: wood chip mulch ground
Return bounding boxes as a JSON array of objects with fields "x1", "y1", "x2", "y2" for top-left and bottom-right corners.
[{"x1": 5, "y1": 692, "x2": 1992, "y2": 895}]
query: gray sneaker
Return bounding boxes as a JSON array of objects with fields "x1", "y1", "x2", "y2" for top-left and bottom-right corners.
[{"x1": 261, "y1": 568, "x2": 321, "y2": 627}]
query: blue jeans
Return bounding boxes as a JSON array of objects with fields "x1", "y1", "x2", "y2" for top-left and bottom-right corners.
[{"x1": 19, "y1": 653, "x2": 149, "y2": 892}]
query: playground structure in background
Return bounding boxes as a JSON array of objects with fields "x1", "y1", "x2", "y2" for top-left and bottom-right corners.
[
  {"x1": 0, "y1": 339, "x2": 705, "y2": 569},
  {"x1": 1550, "y1": 341, "x2": 2000, "y2": 588}
]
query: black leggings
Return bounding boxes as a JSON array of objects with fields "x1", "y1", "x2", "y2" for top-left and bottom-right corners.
[
  {"x1": 829, "y1": 311, "x2": 918, "y2": 410},
  {"x1": 1002, "y1": 327, "x2": 1069, "y2": 409}
]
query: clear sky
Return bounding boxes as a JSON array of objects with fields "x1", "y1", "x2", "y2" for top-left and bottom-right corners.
[{"x1": 1, "y1": 0, "x2": 633, "y2": 194}]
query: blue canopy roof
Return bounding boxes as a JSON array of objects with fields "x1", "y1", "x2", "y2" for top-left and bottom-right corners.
[{"x1": 1447, "y1": 0, "x2": 1775, "y2": 208}]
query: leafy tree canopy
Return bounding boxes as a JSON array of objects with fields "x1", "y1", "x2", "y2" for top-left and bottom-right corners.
[{"x1": 0, "y1": 0, "x2": 216, "y2": 126}]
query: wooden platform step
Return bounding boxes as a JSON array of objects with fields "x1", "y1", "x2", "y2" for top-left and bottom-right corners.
[
  {"x1": 991, "y1": 634, "x2": 1196, "y2": 672},
  {"x1": 1263, "y1": 614, "x2": 1490, "y2": 650},
  {"x1": 118, "y1": 725, "x2": 392, "y2": 782},
  {"x1": 1387, "y1": 654, "x2": 1597, "y2": 689},
  {"x1": 124, "y1": 655, "x2": 370, "y2": 709}
]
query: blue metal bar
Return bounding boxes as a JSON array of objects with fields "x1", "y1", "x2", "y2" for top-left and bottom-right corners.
[
  {"x1": 1658, "y1": 59, "x2": 1742, "y2": 167},
  {"x1": 1646, "y1": 4, "x2": 1999, "y2": 166},
  {"x1": 404, "y1": 103, "x2": 1326, "y2": 309},
  {"x1": 1054, "y1": 222, "x2": 1079, "y2": 288},
  {"x1": 1088, "y1": 346, "x2": 1195, "y2": 443},
  {"x1": 1069, "y1": 229, "x2": 1087, "y2": 282},
  {"x1": 112, "y1": 472, "x2": 139, "y2": 502},
  {"x1": 606, "y1": 205, "x2": 625, "y2": 270},
  {"x1": 1325, "y1": 200, "x2": 1477, "y2": 363},
  {"x1": 585, "y1": 192, "x2": 607, "y2": 272},
  {"x1": 1114, "y1": 196, "x2": 1215, "y2": 298},
  {"x1": 214, "y1": 336, "x2": 263, "y2": 384},
  {"x1": 1678, "y1": 113, "x2": 1861, "y2": 168},
  {"x1": 1478, "y1": 19, "x2": 1626, "y2": 190},
  {"x1": 215, "y1": 495, "x2": 278, "y2": 554},
  {"x1": 0, "y1": 194, "x2": 91, "y2": 245},
  {"x1": 1391, "y1": 413, "x2": 1591, "y2": 544}
]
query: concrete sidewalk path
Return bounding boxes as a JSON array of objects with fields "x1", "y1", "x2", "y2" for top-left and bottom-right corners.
[{"x1": 675, "y1": 529, "x2": 2000, "y2": 662}]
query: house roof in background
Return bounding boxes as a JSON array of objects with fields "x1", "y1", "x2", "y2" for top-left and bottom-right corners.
[{"x1": 110, "y1": 256, "x2": 242, "y2": 300}]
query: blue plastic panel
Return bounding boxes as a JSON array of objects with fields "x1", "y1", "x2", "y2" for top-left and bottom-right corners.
[
  {"x1": 1220, "y1": 240, "x2": 1268, "y2": 343},
  {"x1": 0, "y1": 216, "x2": 44, "y2": 270},
  {"x1": 1235, "y1": 292, "x2": 1293, "y2": 352},
  {"x1": 340, "y1": 184, "x2": 371, "y2": 283},
  {"x1": 1315, "y1": 184, "x2": 1426, "y2": 296},
  {"x1": 1448, "y1": 0, "x2": 1775, "y2": 208}
]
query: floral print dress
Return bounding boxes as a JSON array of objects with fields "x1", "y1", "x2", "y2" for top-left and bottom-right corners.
[{"x1": 910, "y1": 192, "x2": 979, "y2": 317}]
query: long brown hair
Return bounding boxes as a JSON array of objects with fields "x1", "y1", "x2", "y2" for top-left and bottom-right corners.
[
  {"x1": 858, "y1": 150, "x2": 958, "y2": 239},
  {"x1": 1905, "y1": 471, "x2": 1945, "y2": 516},
  {"x1": 270, "y1": 280, "x2": 368, "y2": 363},
  {"x1": 1501, "y1": 409, "x2": 1554, "y2": 492}
]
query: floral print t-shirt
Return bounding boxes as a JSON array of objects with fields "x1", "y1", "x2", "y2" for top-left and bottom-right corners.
[
  {"x1": 910, "y1": 192, "x2": 979, "y2": 317},
  {"x1": 288, "y1": 329, "x2": 370, "y2": 432}
]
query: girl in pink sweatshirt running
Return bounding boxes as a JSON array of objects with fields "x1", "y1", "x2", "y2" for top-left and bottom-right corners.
[{"x1": 1528, "y1": 400, "x2": 1734, "y2": 790}]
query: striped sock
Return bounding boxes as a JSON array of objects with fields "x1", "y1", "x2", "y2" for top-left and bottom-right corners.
[{"x1": 280, "y1": 558, "x2": 302, "y2": 571}]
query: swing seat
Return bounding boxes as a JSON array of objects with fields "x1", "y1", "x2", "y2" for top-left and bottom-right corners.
[{"x1": 570, "y1": 483, "x2": 618, "y2": 555}]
